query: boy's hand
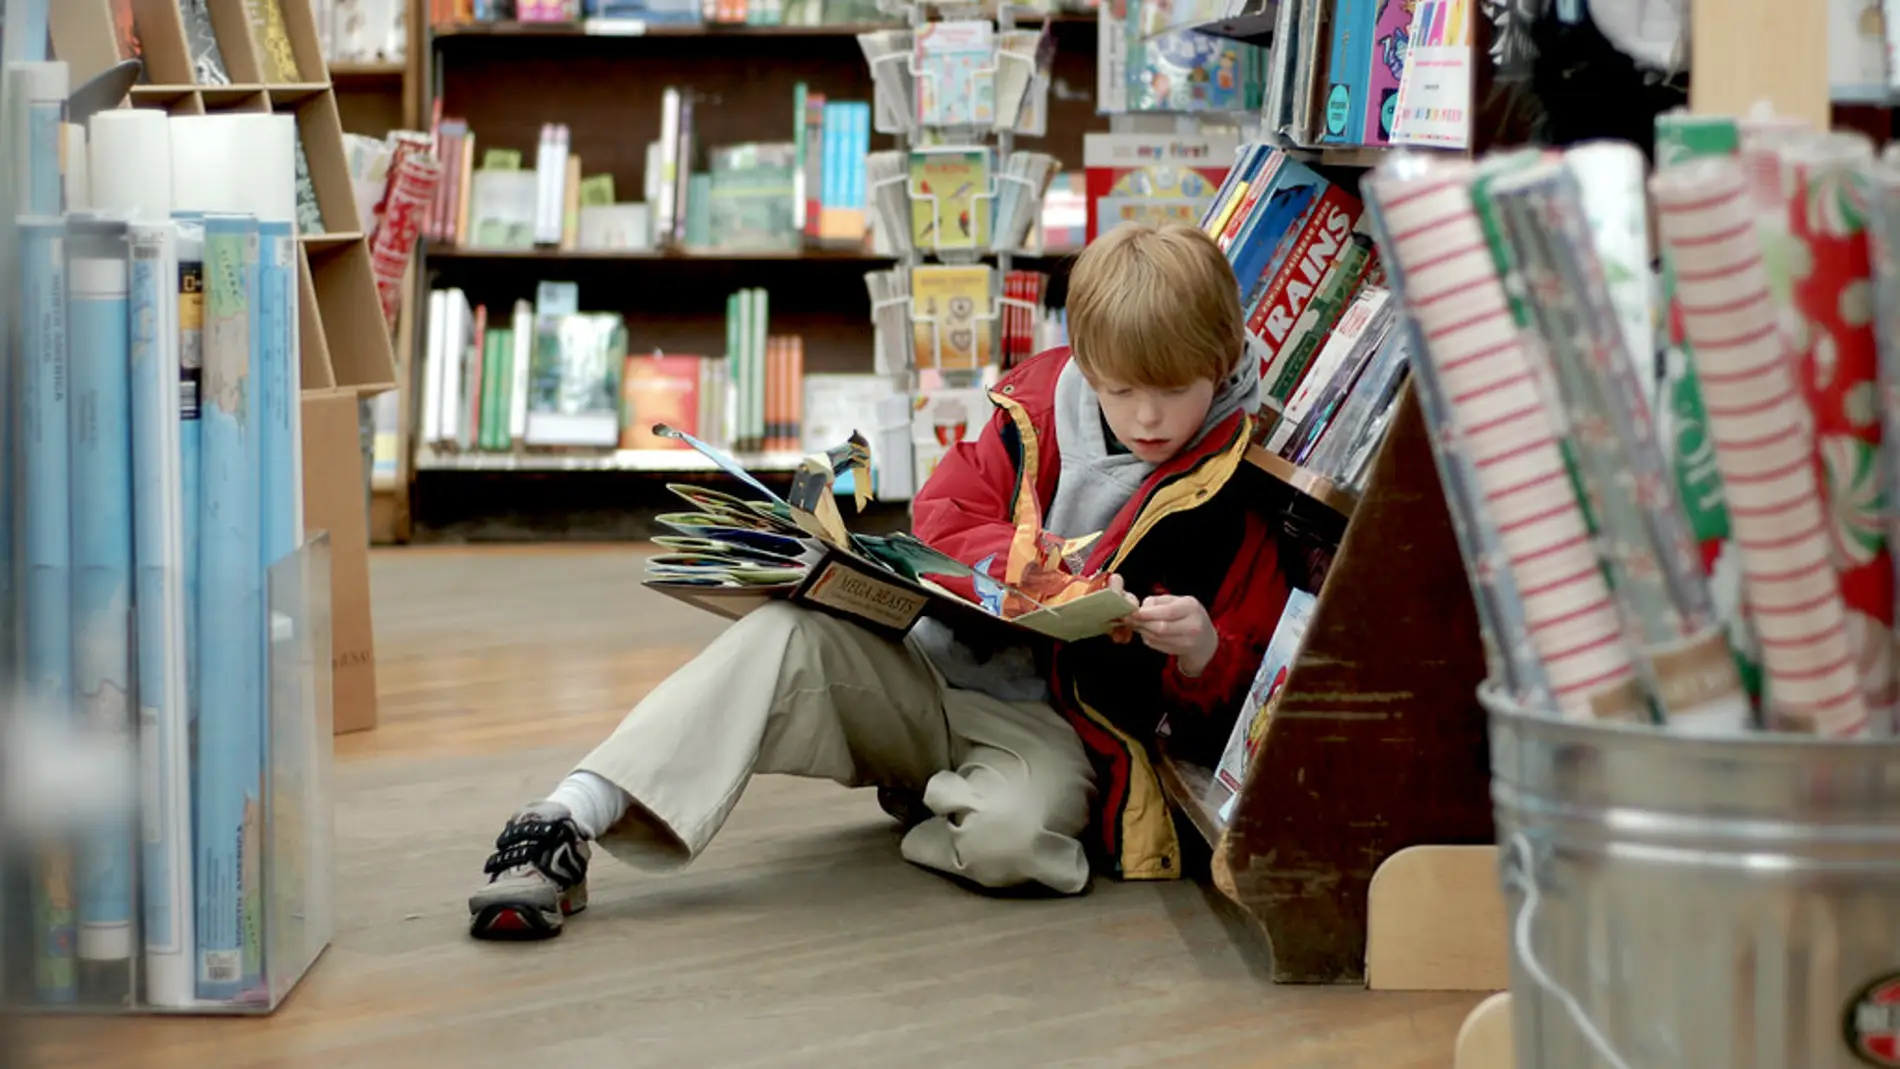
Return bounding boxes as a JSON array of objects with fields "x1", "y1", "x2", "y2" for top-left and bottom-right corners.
[{"x1": 1130, "y1": 594, "x2": 1219, "y2": 676}]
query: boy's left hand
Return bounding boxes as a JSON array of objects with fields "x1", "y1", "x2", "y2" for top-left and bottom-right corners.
[{"x1": 1131, "y1": 594, "x2": 1219, "y2": 677}]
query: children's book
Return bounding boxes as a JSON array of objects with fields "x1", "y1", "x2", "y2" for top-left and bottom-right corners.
[
  {"x1": 915, "y1": 20, "x2": 996, "y2": 127},
  {"x1": 908, "y1": 147, "x2": 991, "y2": 253},
  {"x1": 910, "y1": 264, "x2": 993, "y2": 371},
  {"x1": 1208, "y1": 588, "x2": 1318, "y2": 824},
  {"x1": 641, "y1": 425, "x2": 1138, "y2": 644}
]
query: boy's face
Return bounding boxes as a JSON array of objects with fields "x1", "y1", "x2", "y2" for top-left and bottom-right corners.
[{"x1": 1086, "y1": 371, "x2": 1217, "y2": 465}]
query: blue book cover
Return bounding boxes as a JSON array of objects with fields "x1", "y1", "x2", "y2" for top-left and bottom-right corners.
[
  {"x1": 129, "y1": 220, "x2": 197, "y2": 1007},
  {"x1": 257, "y1": 221, "x2": 297, "y2": 570},
  {"x1": 20, "y1": 215, "x2": 75, "y2": 1003},
  {"x1": 67, "y1": 218, "x2": 138, "y2": 976},
  {"x1": 1229, "y1": 157, "x2": 1327, "y2": 300},
  {"x1": 1321, "y1": 0, "x2": 1377, "y2": 144},
  {"x1": 194, "y1": 213, "x2": 265, "y2": 1003},
  {"x1": 850, "y1": 103, "x2": 870, "y2": 209}
]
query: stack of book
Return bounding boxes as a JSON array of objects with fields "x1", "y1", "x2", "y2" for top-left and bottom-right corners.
[
  {"x1": 10, "y1": 92, "x2": 311, "y2": 1009},
  {"x1": 1196, "y1": 142, "x2": 1408, "y2": 493}
]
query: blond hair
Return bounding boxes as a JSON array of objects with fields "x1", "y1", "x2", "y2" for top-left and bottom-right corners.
[{"x1": 1065, "y1": 222, "x2": 1245, "y2": 389}]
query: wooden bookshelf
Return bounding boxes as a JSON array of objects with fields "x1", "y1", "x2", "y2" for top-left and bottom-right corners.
[
  {"x1": 1157, "y1": 384, "x2": 1494, "y2": 985},
  {"x1": 399, "y1": 11, "x2": 1105, "y2": 538}
]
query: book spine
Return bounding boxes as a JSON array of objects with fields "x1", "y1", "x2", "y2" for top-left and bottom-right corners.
[
  {"x1": 1320, "y1": 0, "x2": 1372, "y2": 144},
  {"x1": 68, "y1": 220, "x2": 138, "y2": 983},
  {"x1": 173, "y1": 215, "x2": 205, "y2": 782},
  {"x1": 1361, "y1": 0, "x2": 1410, "y2": 144},
  {"x1": 195, "y1": 214, "x2": 265, "y2": 1003},
  {"x1": 257, "y1": 221, "x2": 298, "y2": 570},
  {"x1": 129, "y1": 222, "x2": 196, "y2": 1009},
  {"x1": 21, "y1": 216, "x2": 76, "y2": 1004},
  {"x1": 751, "y1": 288, "x2": 769, "y2": 447}
]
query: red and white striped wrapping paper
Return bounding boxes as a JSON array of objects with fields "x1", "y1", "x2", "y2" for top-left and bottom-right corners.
[
  {"x1": 1367, "y1": 161, "x2": 1638, "y2": 720},
  {"x1": 368, "y1": 150, "x2": 443, "y2": 333},
  {"x1": 1651, "y1": 158, "x2": 1870, "y2": 738}
]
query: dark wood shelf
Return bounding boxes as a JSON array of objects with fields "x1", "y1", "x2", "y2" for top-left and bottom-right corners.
[
  {"x1": 329, "y1": 60, "x2": 406, "y2": 79},
  {"x1": 427, "y1": 245, "x2": 892, "y2": 263},
  {"x1": 1192, "y1": 8, "x2": 1277, "y2": 43},
  {"x1": 1245, "y1": 445, "x2": 1357, "y2": 517},
  {"x1": 436, "y1": 19, "x2": 907, "y2": 37},
  {"x1": 432, "y1": 12, "x2": 1096, "y2": 38},
  {"x1": 1156, "y1": 754, "x2": 1222, "y2": 851}
]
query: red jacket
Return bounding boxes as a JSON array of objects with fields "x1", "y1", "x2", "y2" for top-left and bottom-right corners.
[{"x1": 913, "y1": 347, "x2": 1290, "y2": 880}]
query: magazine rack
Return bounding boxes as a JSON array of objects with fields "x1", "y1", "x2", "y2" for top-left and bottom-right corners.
[{"x1": 1156, "y1": 382, "x2": 1496, "y2": 984}]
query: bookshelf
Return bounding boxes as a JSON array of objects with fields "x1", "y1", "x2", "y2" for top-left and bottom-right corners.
[
  {"x1": 49, "y1": 0, "x2": 401, "y2": 402},
  {"x1": 398, "y1": 9, "x2": 1102, "y2": 539},
  {"x1": 1151, "y1": 384, "x2": 1495, "y2": 985}
]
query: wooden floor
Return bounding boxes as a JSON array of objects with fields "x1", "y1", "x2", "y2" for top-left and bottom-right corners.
[{"x1": 21, "y1": 545, "x2": 1487, "y2": 1069}]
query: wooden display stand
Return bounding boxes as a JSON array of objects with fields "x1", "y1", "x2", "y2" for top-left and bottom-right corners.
[
  {"x1": 50, "y1": 0, "x2": 398, "y2": 734},
  {"x1": 1154, "y1": 384, "x2": 1497, "y2": 985}
]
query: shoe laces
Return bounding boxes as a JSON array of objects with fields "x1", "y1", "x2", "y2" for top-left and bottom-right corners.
[{"x1": 483, "y1": 812, "x2": 587, "y2": 888}]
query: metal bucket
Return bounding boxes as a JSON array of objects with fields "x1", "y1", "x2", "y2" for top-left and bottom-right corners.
[{"x1": 1483, "y1": 684, "x2": 1900, "y2": 1069}]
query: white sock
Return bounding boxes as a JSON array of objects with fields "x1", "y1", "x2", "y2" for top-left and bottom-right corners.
[{"x1": 546, "y1": 771, "x2": 632, "y2": 840}]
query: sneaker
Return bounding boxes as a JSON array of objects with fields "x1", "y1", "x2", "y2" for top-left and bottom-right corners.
[
  {"x1": 877, "y1": 785, "x2": 932, "y2": 831},
  {"x1": 468, "y1": 801, "x2": 592, "y2": 941}
]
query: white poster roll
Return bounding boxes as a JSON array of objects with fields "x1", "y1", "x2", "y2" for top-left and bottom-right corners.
[
  {"x1": 168, "y1": 113, "x2": 297, "y2": 223},
  {"x1": 89, "y1": 108, "x2": 173, "y2": 221}
]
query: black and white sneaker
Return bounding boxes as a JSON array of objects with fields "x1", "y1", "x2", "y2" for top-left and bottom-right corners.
[{"x1": 468, "y1": 801, "x2": 592, "y2": 941}]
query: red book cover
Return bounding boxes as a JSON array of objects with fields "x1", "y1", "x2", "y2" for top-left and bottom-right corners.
[
  {"x1": 620, "y1": 353, "x2": 703, "y2": 449},
  {"x1": 1244, "y1": 185, "x2": 1362, "y2": 348}
]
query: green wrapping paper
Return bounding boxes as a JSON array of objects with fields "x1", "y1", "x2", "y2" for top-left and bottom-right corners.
[{"x1": 1475, "y1": 158, "x2": 1752, "y2": 731}]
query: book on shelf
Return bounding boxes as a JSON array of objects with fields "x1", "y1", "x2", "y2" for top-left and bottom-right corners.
[
  {"x1": 314, "y1": 0, "x2": 408, "y2": 64},
  {"x1": 1258, "y1": 0, "x2": 1455, "y2": 150},
  {"x1": 1205, "y1": 587, "x2": 1318, "y2": 824},
  {"x1": 642, "y1": 427, "x2": 1141, "y2": 644},
  {"x1": 1196, "y1": 142, "x2": 1408, "y2": 495},
  {"x1": 418, "y1": 277, "x2": 827, "y2": 460},
  {"x1": 1082, "y1": 131, "x2": 1240, "y2": 242},
  {"x1": 427, "y1": 81, "x2": 881, "y2": 254}
]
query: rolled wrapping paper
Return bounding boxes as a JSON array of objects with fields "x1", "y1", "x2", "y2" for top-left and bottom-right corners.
[
  {"x1": 1765, "y1": 132, "x2": 1896, "y2": 732},
  {"x1": 168, "y1": 114, "x2": 297, "y2": 223},
  {"x1": 1357, "y1": 190, "x2": 1537, "y2": 697},
  {"x1": 367, "y1": 149, "x2": 442, "y2": 332},
  {"x1": 88, "y1": 109, "x2": 174, "y2": 221},
  {"x1": 1651, "y1": 112, "x2": 1762, "y2": 704},
  {"x1": 1363, "y1": 158, "x2": 1643, "y2": 721},
  {"x1": 1870, "y1": 145, "x2": 1900, "y2": 730},
  {"x1": 1477, "y1": 160, "x2": 1751, "y2": 732},
  {"x1": 1650, "y1": 158, "x2": 1869, "y2": 738},
  {"x1": 1563, "y1": 141, "x2": 1660, "y2": 415}
]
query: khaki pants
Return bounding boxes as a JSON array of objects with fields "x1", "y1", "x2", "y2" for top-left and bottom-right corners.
[{"x1": 575, "y1": 602, "x2": 1096, "y2": 894}]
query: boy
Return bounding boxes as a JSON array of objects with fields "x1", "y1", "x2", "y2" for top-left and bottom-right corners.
[{"x1": 469, "y1": 223, "x2": 1292, "y2": 939}]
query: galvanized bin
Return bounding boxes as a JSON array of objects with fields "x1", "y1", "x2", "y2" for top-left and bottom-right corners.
[{"x1": 1483, "y1": 684, "x2": 1900, "y2": 1069}]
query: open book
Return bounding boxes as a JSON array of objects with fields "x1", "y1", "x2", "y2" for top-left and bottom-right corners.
[{"x1": 641, "y1": 424, "x2": 1137, "y2": 643}]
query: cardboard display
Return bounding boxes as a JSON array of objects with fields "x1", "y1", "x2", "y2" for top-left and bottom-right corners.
[{"x1": 302, "y1": 388, "x2": 379, "y2": 734}]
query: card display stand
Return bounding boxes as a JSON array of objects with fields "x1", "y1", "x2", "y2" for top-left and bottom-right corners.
[
  {"x1": 1155, "y1": 384, "x2": 1497, "y2": 985},
  {"x1": 860, "y1": 9, "x2": 1052, "y2": 388},
  {"x1": 51, "y1": 0, "x2": 401, "y2": 399},
  {"x1": 3, "y1": 537, "x2": 334, "y2": 1015}
]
